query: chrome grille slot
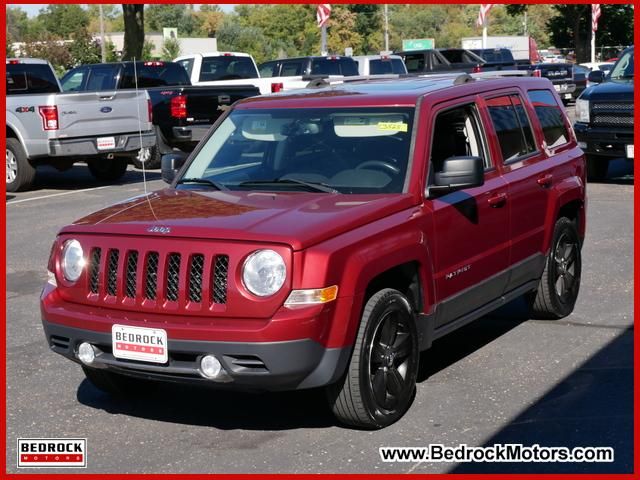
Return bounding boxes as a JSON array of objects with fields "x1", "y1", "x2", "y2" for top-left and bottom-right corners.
[
  {"x1": 144, "y1": 252, "x2": 159, "y2": 300},
  {"x1": 106, "y1": 249, "x2": 119, "y2": 296},
  {"x1": 125, "y1": 251, "x2": 138, "y2": 298},
  {"x1": 166, "y1": 253, "x2": 181, "y2": 302},
  {"x1": 88, "y1": 248, "x2": 101, "y2": 294},
  {"x1": 188, "y1": 254, "x2": 204, "y2": 302},
  {"x1": 212, "y1": 255, "x2": 229, "y2": 304}
]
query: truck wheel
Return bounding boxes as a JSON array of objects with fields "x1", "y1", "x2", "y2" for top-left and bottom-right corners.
[
  {"x1": 586, "y1": 155, "x2": 608, "y2": 182},
  {"x1": 6, "y1": 138, "x2": 36, "y2": 192},
  {"x1": 529, "y1": 217, "x2": 582, "y2": 319},
  {"x1": 82, "y1": 366, "x2": 155, "y2": 397},
  {"x1": 326, "y1": 289, "x2": 419, "y2": 429},
  {"x1": 132, "y1": 146, "x2": 161, "y2": 170},
  {"x1": 87, "y1": 157, "x2": 128, "y2": 182}
]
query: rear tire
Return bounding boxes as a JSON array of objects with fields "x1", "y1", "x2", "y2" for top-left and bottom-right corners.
[
  {"x1": 529, "y1": 217, "x2": 581, "y2": 319},
  {"x1": 326, "y1": 289, "x2": 419, "y2": 429},
  {"x1": 82, "y1": 366, "x2": 155, "y2": 397},
  {"x1": 586, "y1": 155, "x2": 608, "y2": 182},
  {"x1": 87, "y1": 157, "x2": 128, "y2": 182},
  {"x1": 6, "y1": 138, "x2": 36, "y2": 192},
  {"x1": 132, "y1": 146, "x2": 161, "y2": 170}
]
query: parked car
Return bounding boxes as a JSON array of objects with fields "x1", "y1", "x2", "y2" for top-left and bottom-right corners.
[
  {"x1": 519, "y1": 62, "x2": 576, "y2": 103},
  {"x1": 543, "y1": 54, "x2": 565, "y2": 63},
  {"x1": 574, "y1": 46, "x2": 634, "y2": 181},
  {"x1": 469, "y1": 48, "x2": 518, "y2": 70},
  {"x1": 258, "y1": 55, "x2": 359, "y2": 88},
  {"x1": 397, "y1": 48, "x2": 486, "y2": 75},
  {"x1": 41, "y1": 73, "x2": 585, "y2": 429},
  {"x1": 572, "y1": 64, "x2": 590, "y2": 100},
  {"x1": 60, "y1": 61, "x2": 260, "y2": 169},
  {"x1": 352, "y1": 54, "x2": 407, "y2": 76},
  {"x1": 6, "y1": 58, "x2": 155, "y2": 191}
]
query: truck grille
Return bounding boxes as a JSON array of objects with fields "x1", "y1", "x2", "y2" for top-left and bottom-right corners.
[
  {"x1": 86, "y1": 247, "x2": 229, "y2": 306},
  {"x1": 591, "y1": 101, "x2": 634, "y2": 127}
]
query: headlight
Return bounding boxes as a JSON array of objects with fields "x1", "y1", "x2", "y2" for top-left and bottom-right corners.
[
  {"x1": 575, "y1": 98, "x2": 590, "y2": 123},
  {"x1": 242, "y1": 249, "x2": 286, "y2": 297},
  {"x1": 61, "y1": 239, "x2": 85, "y2": 282}
]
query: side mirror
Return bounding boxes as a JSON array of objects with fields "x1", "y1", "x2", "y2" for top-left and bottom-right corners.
[
  {"x1": 587, "y1": 70, "x2": 605, "y2": 84},
  {"x1": 161, "y1": 152, "x2": 188, "y2": 184},
  {"x1": 429, "y1": 156, "x2": 484, "y2": 196}
]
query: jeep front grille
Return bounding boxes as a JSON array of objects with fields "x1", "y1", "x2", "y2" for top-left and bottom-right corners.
[{"x1": 85, "y1": 248, "x2": 229, "y2": 307}]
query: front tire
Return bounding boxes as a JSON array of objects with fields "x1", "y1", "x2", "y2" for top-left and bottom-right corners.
[
  {"x1": 6, "y1": 138, "x2": 36, "y2": 192},
  {"x1": 587, "y1": 155, "x2": 608, "y2": 182},
  {"x1": 326, "y1": 289, "x2": 419, "y2": 429},
  {"x1": 87, "y1": 157, "x2": 128, "y2": 182},
  {"x1": 82, "y1": 366, "x2": 155, "y2": 397},
  {"x1": 529, "y1": 217, "x2": 582, "y2": 319}
]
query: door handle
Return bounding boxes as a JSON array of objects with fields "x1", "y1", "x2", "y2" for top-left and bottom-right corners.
[
  {"x1": 537, "y1": 174, "x2": 553, "y2": 188},
  {"x1": 487, "y1": 192, "x2": 507, "y2": 208}
]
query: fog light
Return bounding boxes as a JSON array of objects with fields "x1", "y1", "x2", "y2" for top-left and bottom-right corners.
[
  {"x1": 200, "y1": 355, "x2": 222, "y2": 379},
  {"x1": 77, "y1": 342, "x2": 96, "y2": 365}
]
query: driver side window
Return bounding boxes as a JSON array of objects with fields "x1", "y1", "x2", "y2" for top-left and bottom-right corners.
[{"x1": 429, "y1": 103, "x2": 490, "y2": 181}]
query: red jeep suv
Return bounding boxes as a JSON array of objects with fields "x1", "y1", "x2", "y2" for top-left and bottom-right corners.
[{"x1": 41, "y1": 74, "x2": 586, "y2": 429}]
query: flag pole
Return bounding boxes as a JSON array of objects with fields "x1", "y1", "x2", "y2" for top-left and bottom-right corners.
[
  {"x1": 591, "y1": 8, "x2": 596, "y2": 63},
  {"x1": 321, "y1": 24, "x2": 327, "y2": 56},
  {"x1": 482, "y1": 21, "x2": 488, "y2": 49}
]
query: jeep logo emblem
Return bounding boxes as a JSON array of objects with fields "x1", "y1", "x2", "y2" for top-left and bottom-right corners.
[{"x1": 147, "y1": 226, "x2": 171, "y2": 234}]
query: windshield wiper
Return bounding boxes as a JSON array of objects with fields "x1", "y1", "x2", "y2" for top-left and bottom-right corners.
[
  {"x1": 176, "y1": 178, "x2": 227, "y2": 190},
  {"x1": 237, "y1": 178, "x2": 339, "y2": 194}
]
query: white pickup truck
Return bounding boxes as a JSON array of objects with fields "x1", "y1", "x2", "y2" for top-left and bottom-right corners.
[
  {"x1": 6, "y1": 58, "x2": 155, "y2": 191},
  {"x1": 174, "y1": 52, "x2": 359, "y2": 94}
]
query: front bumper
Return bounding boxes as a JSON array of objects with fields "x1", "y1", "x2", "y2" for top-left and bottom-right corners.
[
  {"x1": 574, "y1": 122, "x2": 634, "y2": 159},
  {"x1": 48, "y1": 131, "x2": 156, "y2": 157}
]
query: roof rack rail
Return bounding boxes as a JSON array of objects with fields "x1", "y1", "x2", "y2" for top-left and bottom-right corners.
[
  {"x1": 305, "y1": 74, "x2": 401, "y2": 88},
  {"x1": 470, "y1": 70, "x2": 532, "y2": 79}
]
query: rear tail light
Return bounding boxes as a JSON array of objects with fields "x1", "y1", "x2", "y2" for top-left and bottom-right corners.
[
  {"x1": 143, "y1": 61, "x2": 164, "y2": 67},
  {"x1": 38, "y1": 106, "x2": 59, "y2": 130},
  {"x1": 532, "y1": 69, "x2": 542, "y2": 78},
  {"x1": 170, "y1": 95, "x2": 187, "y2": 119},
  {"x1": 147, "y1": 99, "x2": 153, "y2": 122},
  {"x1": 222, "y1": 53, "x2": 232, "y2": 56},
  {"x1": 8, "y1": 59, "x2": 20, "y2": 64},
  {"x1": 271, "y1": 82, "x2": 284, "y2": 93},
  {"x1": 472, "y1": 65, "x2": 482, "y2": 73}
]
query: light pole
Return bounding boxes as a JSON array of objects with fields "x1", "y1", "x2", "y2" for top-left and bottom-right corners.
[{"x1": 384, "y1": 4, "x2": 389, "y2": 52}]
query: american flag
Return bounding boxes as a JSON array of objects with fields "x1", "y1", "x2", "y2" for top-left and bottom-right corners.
[
  {"x1": 317, "y1": 4, "x2": 331, "y2": 28},
  {"x1": 476, "y1": 4, "x2": 494, "y2": 28},
  {"x1": 592, "y1": 4, "x2": 601, "y2": 33}
]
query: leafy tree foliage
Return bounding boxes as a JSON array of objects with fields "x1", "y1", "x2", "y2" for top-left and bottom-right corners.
[
  {"x1": 145, "y1": 5, "x2": 196, "y2": 36},
  {"x1": 162, "y1": 38, "x2": 182, "y2": 60},
  {"x1": 39, "y1": 4, "x2": 90, "y2": 39},
  {"x1": 69, "y1": 28, "x2": 102, "y2": 66}
]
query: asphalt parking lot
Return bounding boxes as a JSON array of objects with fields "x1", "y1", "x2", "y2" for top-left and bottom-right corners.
[{"x1": 6, "y1": 112, "x2": 634, "y2": 472}]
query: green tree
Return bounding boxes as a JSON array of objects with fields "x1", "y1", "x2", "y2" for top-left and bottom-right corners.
[
  {"x1": 347, "y1": 4, "x2": 382, "y2": 54},
  {"x1": 23, "y1": 33, "x2": 73, "y2": 73},
  {"x1": 69, "y1": 28, "x2": 102, "y2": 66},
  {"x1": 105, "y1": 40, "x2": 120, "y2": 62},
  {"x1": 6, "y1": 7, "x2": 31, "y2": 43},
  {"x1": 142, "y1": 40, "x2": 156, "y2": 60},
  {"x1": 38, "y1": 4, "x2": 89, "y2": 39},
  {"x1": 162, "y1": 38, "x2": 181, "y2": 60},
  {"x1": 216, "y1": 21, "x2": 283, "y2": 64},
  {"x1": 145, "y1": 5, "x2": 195, "y2": 36},
  {"x1": 326, "y1": 5, "x2": 363, "y2": 55},
  {"x1": 6, "y1": 38, "x2": 16, "y2": 57},
  {"x1": 122, "y1": 4, "x2": 145, "y2": 60}
]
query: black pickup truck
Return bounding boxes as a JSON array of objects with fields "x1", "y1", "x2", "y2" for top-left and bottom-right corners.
[
  {"x1": 574, "y1": 46, "x2": 634, "y2": 181},
  {"x1": 61, "y1": 61, "x2": 260, "y2": 168},
  {"x1": 397, "y1": 48, "x2": 487, "y2": 75},
  {"x1": 518, "y1": 62, "x2": 576, "y2": 104}
]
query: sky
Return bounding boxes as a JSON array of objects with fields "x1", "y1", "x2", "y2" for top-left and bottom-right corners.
[{"x1": 14, "y1": 4, "x2": 237, "y2": 17}]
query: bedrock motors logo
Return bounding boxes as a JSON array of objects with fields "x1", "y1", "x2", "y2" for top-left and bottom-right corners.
[{"x1": 17, "y1": 438, "x2": 87, "y2": 468}]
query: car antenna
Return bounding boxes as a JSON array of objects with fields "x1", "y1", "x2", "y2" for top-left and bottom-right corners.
[{"x1": 132, "y1": 57, "x2": 148, "y2": 197}]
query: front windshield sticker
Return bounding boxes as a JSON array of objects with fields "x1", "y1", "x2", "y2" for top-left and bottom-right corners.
[{"x1": 378, "y1": 122, "x2": 408, "y2": 132}]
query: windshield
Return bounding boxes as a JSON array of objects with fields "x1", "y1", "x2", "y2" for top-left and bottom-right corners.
[
  {"x1": 609, "y1": 49, "x2": 633, "y2": 81},
  {"x1": 180, "y1": 107, "x2": 415, "y2": 194}
]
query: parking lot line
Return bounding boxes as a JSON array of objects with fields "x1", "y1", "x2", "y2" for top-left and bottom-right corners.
[{"x1": 6, "y1": 185, "x2": 112, "y2": 205}]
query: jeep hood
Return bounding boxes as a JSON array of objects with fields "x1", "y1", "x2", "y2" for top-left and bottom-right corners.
[{"x1": 64, "y1": 188, "x2": 418, "y2": 251}]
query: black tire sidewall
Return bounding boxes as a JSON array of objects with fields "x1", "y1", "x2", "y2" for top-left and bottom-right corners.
[
  {"x1": 359, "y1": 291, "x2": 419, "y2": 427},
  {"x1": 546, "y1": 218, "x2": 582, "y2": 316},
  {"x1": 6, "y1": 138, "x2": 35, "y2": 192}
]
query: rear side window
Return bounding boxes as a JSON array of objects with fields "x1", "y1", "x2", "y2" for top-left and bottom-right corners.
[
  {"x1": 120, "y1": 63, "x2": 191, "y2": 88},
  {"x1": 176, "y1": 58, "x2": 194, "y2": 77},
  {"x1": 280, "y1": 60, "x2": 304, "y2": 76},
  {"x1": 198, "y1": 56, "x2": 258, "y2": 82},
  {"x1": 369, "y1": 58, "x2": 406, "y2": 75},
  {"x1": 528, "y1": 90, "x2": 570, "y2": 148},
  {"x1": 486, "y1": 95, "x2": 536, "y2": 162},
  {"x1": 259, "y1": 61, "x2": 278, "y2": 77},
  {"x1": 85, "y1": 64, "x2": 118, "y2": 90},
  {"x1": 403, "y1": 54, "x2": 425, "y2": 73},
  {"x1": 6, "y1": 64, "x2": 59, "y2": 94}
]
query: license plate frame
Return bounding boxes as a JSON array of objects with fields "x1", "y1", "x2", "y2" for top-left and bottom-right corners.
[
  {"x1": 96, "y1": 136, "x2": 116, "y2": 151},
  {"x1": 112, "y1": 324, "x2": 168, "y2": 364}
]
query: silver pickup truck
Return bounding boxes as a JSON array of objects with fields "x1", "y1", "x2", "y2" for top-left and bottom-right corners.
[{"x1": 6, "y1": 58, "x2": 156, "y2": 192}]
